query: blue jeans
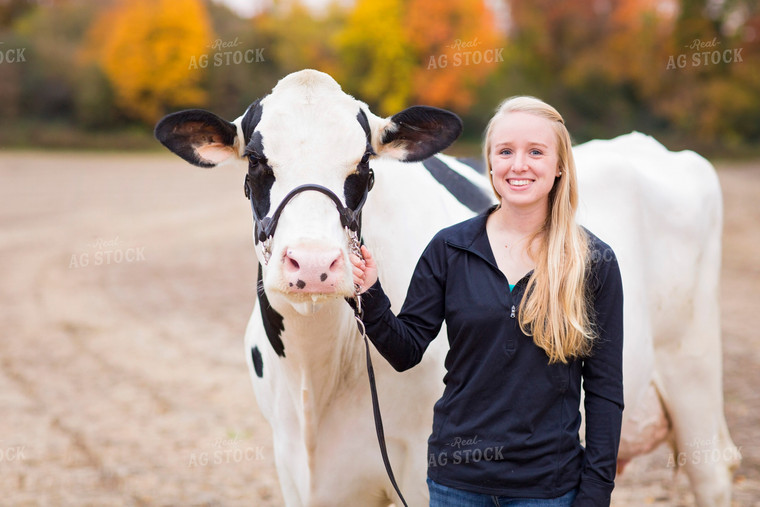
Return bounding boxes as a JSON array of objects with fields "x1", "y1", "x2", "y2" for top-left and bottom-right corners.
[{"x1": 427, "y1": 477, "x2": 578, "y2": 507}]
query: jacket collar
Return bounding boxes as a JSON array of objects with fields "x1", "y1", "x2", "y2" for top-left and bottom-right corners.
[{"x1": 444, "y1": 204, "x2": 500, "y2": 267}]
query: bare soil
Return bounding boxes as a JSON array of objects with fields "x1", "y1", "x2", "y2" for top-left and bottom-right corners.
[{"x1": 0, "y1": 152, "x2": 757, "y2": 506}]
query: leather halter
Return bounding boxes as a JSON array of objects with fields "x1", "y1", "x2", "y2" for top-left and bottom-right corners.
[{"x1": 244, "y1": 170, "x2": 374, "y2": 264}]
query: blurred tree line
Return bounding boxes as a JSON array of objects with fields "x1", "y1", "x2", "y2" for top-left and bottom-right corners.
[{"x1": 0, "y1": 0, "x2": 758, "y2": 154}]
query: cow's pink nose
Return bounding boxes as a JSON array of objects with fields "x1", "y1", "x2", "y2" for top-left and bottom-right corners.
[{"x1": 282, "y1": 246, "x2": 344, "y2": 293}]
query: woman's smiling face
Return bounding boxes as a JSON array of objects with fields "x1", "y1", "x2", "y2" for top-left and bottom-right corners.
[{"x1": 488, "y1": 111, "x2": 561, "y2": 211}]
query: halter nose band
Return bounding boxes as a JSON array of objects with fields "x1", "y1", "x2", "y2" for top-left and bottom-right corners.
[{"x1": 244, "y1": 170, "x2": 374, "y2": 263}]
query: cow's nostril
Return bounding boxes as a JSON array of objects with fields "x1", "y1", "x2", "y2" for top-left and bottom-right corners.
[
  {"x1": 329, "y1": 254, "x2": 343, "y2": 272},
  {"x1": 284, "y1": 253, "x2": 300, "y2": 272}
]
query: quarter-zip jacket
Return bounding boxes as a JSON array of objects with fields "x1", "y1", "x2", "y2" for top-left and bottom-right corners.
[{"x1": 359, "y1": 207, "x2": 624, "y2": 506}]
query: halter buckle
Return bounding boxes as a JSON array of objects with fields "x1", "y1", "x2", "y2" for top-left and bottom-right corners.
[{"x1": 261, "y1": 237, "x2": 273, "y2": 265}]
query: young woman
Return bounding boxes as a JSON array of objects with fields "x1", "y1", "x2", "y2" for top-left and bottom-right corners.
[{"x1": 351, "y1": 96, "x2": 624, "y2": 507}]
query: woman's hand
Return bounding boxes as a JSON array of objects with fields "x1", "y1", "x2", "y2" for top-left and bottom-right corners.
[{"x1": 350, "y1": 245, "x2": 378, "y2": 294}]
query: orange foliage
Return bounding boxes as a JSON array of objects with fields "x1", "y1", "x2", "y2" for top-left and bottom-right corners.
[
  {"x1": 405, "y1": 0, "x2": 504, "y2": 110},
  {"x1": 85, "y1": 0, "x2": 213, "y2": 123}
]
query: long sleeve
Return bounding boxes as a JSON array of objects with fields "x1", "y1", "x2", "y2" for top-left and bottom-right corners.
[
  {"x1": 357, "y1": 237, "x2": 448, "y2": 372},
  {"x1": 574, "y1": 247, "x2": 625, "y2": 506}
]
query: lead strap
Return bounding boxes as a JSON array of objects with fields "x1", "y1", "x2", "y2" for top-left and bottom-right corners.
[{"x1": 352, "y1": 292, "x2": 409, "y2": 507}]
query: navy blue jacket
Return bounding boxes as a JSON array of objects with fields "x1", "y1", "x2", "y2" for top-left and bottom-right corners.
[{"x1": 360, "y1": 207, "x2": 624, "y2": 505}]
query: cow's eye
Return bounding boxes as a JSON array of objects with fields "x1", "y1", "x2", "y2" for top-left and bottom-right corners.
[{"x1": 247, "y1": 153, "x2": 261, "y2": 167}]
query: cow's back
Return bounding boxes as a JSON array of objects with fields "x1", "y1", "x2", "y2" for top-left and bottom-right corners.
[{"x1": 574, "y1": 132, "x2": 722, "y2": 351}]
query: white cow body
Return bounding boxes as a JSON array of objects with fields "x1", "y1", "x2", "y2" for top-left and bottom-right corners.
[
  {"x1": 154, "y1": 70, "x2": 738, "y2": 507},
  {"x1": 574, "y1": 134, "x2": 739, "y2": 505}
]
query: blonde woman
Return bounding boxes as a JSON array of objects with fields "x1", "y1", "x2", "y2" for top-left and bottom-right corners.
[{"x1": 351, "y1": 96, "x2": 623, "y2": 506}]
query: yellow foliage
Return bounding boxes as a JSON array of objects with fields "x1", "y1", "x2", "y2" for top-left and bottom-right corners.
[
  {"x1": 334, "y1": 0, "x2": 503, "y2": 114},
  {"x1": 85, "y1": 0, "x2": 213, "y2": 123},
  {"x1": 257, "y1": 2, "x2": 338, "y2": 77},
  {"x1": 332, "y1": 0, "x2": 416, "y2": 115}
]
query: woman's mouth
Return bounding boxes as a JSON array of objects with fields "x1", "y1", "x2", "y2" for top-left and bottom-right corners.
[{"x1": 508, "y1": 179, "x2": 533, "y2": 187}]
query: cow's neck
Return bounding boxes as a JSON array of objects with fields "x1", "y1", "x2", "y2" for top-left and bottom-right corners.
[{"x1": 277, "y1": 299, "x2": 365, "y2": 446}]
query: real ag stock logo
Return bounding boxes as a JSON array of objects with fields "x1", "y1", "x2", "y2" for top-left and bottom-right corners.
[
  {"x1": 0, "y1": 42, "x2": 26, "y2": 65},
  {"x1": 188, "y1": 37, "x2": 265, "y2": 70},
  {"x1": 426, "y1": 37, "x2": 504, "y2": 70},
  {"x1": 69, "y1": 235, "x2": 146, "y2": 269},
  {"x1": 666, "y1": 37, "x2": 744, "y2": 70}
]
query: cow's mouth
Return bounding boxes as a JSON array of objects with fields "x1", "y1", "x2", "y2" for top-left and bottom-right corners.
[{"x1": 273, "y1": 290, "x2": 349, "y2": 316}]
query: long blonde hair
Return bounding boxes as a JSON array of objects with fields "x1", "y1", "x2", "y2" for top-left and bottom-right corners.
[{"x1": 483, "y1": 96, "x2": 595, "y2": 364}]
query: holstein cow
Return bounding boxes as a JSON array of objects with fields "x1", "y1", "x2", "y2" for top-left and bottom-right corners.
[{"x1": 155, "y1": 69, "x2": 738, "y2": 507}]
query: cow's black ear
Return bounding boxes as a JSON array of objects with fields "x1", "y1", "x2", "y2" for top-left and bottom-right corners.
[
  {"x1": 377, "y1": 106, "x2": 463, "y2": 162},
  {"x1": 154, "y1": 109, "x2": 239, "y2": 168}
]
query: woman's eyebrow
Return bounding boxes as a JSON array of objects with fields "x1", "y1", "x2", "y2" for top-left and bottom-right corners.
[{"x1": 493, "y1": 141, "x2": 549, "y2": 149}]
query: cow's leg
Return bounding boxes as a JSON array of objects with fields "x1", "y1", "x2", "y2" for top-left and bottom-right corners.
[
  {"x1": 307, "y1": 423, "x2": 416, "y2": 507},
  {"x1": 655, "y1": 326, "x2": 739, "y2": 506},
  {"x1": 651, "y1": 212, "x2": 739, "y2": 506},
  {"x1": 392, "y1": 438, "x2": 430, "y2": 507}
]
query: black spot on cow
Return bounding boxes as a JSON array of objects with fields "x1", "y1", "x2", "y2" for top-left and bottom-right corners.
[
  {"x1": 251, "y1": 346, "x2": 264, "y2": 378},
  {"x1": 357, "y1": 109, "x2": 372, "y2": 147},
  {"x1": 344, "y1": 110, "x2": 376, "y2": 211},
  {"x1": 421, "y1": 157, "x2": 493, "y2": 213},
  {"x1": 241, "y1": 101, "x2": 277, "y2": 241},
  {"x1": 257, "y1": 264, "x2": 285, "y2": 357},
  {"x1": 320, "y1": 273, "x2": 327, "y2": 282},
  {"x1": 296, "y1": 280, "x2": 306, "y2": 289},
  {"x1": 241, "y1": 99, "x2": 263, "y2": 142}
]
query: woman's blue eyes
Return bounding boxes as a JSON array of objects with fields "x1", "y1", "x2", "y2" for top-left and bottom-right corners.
[{"x1": 498, "y1": 149, "x2": 543, "y2": 156}]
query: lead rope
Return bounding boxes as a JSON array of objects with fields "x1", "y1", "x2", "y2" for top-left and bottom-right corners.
[{"x1": 349, "y1": 232, "x2": 409, "y2": 507}]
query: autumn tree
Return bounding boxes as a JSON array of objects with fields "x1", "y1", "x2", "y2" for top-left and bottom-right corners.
[
  {"x1": 333, "y1": 0, "x2": 503, "y2": 116},
  {"x1": 256, "y1": 2, "x2": 344, "y2": 78},
  {"x1": 9, "y1": 0, "x2": 109, "y2": 124},
  {"x1": 333, "y1": 0, "x2": 416, "y2": 115},
  {"x1": 653, "y1": 0, "x2": 760, "y2": 147},
  {"x1": 404, "y1": 0, "x2": 504, "y2": 110},
  {"x1": 85, "y1": 0, "x2": 213, "y2": 124},
  {"x1": 495, "y1": 0, "x2": 674, "y2": 140}
]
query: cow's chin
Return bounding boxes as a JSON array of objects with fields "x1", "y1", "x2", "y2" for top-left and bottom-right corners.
[
  {"x1": 267, "y1": 287, "x2": 352, "y2": 317},
  {"x1": 287, "y1": 291, "x2": 341, "y2": 316}
]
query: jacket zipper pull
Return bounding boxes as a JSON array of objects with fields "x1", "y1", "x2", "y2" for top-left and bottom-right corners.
[{"x1": 510, "y1": 305, "x2": 516, "y2": 318}]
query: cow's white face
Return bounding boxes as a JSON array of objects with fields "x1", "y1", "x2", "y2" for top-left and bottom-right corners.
[{"x1": 155, "y1": 69, "x2": 462, "y2": 316}]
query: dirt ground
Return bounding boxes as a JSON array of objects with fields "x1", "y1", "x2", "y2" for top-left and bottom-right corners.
[{"x1": 0, "y1": 151, "x2": 757, "y2": 506}]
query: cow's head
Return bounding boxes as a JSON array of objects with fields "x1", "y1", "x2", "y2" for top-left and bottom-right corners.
[{"x1": 155, "y1": 69, "x2": 461, "y2": 316}]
